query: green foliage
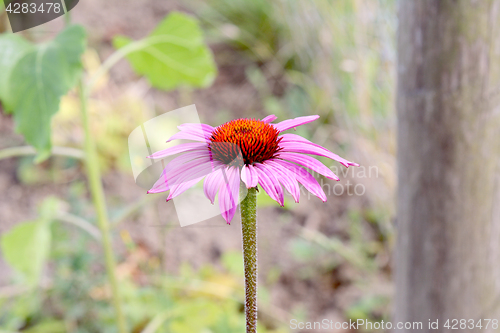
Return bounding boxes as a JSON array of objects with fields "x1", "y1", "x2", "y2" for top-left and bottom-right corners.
[
  {"x1": 345, "y1": 295, "x2": 390, "y2": 331},
  {"x1": 0, "y1": 198, "x2": 61, "y2": 286},
  {"x1": 1, "y1": 239, "x2": 286, "y2": 332},
  {"x1": 0, "y1": 35, "x2": 31, "y2": 110},
  {"x1": 0, "y1": 25, "x2": 86, "y2": 162},
  {"x1": 113, "y1": 12, "x2": 217, "y2": 91},
  {"x1": 1, "y1": 221, "x2": 51, "y2": 286},
  {"x1": 0, "y1": 292, "x2": 43, "y2": 330},
  {"x1": 191, "y1": 0, "x2": 287, "y2": 65}
]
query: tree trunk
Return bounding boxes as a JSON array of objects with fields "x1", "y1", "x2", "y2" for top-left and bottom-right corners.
[{"x1": 395, "y1": 1, "x2": 500, "y2": 332}]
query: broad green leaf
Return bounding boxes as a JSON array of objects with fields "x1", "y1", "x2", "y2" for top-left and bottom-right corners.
[
  {"x1": 113, "y1": 12, "x2": 217, "y2": 91},
  {"x1": 10, "y1": 44, "x2": 72, "y2": 161},
  {"x1": 0, "y1": 197, "x2": 58, "y2": 286},
  {"x1": 0, "y1": 220, "x2": 51, "y2": 286},
  {"x1": 0, "y1": 34, "x2": 33, "y2": 111},
  {"x1": 52, "y1": 25, "x2": 87, "y2": 89},
  {"x1": 0, "y1": 25, "x2": 86, "y2": 162}
]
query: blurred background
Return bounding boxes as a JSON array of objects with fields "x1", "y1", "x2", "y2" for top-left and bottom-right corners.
[{"x1": 0, "y1": 0, "x2": 397, "y2": 332}]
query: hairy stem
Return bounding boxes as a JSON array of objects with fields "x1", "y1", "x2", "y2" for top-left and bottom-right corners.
[
  {"x1": 78, "y1": 81, "x2": 127, "y2": 333},
  {"x1": 240, "y1": 186, "x2": 258, "y2": 333}
]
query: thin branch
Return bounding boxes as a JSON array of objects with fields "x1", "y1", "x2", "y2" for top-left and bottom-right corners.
[
  {"x1": 0, "y1": 279, "x2": 52, "y2": 299},
  {"x1": 0, "y1": 146, "x2": 85, "y2": 161},
  {"x1": 56, "y1": 212, "x2": 101, "y2": 240},
  {"x1": 87, "y1": 35, "x2": 198, "y2": 92}
]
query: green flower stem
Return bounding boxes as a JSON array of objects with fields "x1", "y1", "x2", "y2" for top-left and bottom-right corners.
[
  {"x1": 240, "y1": 187, "x2": 258, "y2": 333},
  {"x1": 78, "y1": 80, "x2": 127, "y2": 333}
]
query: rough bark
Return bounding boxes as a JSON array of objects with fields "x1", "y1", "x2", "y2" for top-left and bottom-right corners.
[{"x1": 395, "y1": 1, "x2": 500, "y2": 332}]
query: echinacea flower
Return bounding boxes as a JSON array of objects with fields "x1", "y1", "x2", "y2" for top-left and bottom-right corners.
[{"x1": 147, "y1": 114, "x2": 358, "y2": 223}]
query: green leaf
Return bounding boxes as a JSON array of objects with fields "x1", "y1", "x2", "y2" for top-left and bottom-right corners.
[
  {"x1": 0, "y1": 198, "x2": 57, "y2": 286},
  {"x1": 0, "y1": 220, "x2": 52, "y2": 286},
  {"x1": 0, "y1": 25, "x2": 86, "y2": 162},
  {"x1": 0, "y1": 34, "x2": 33, "y2": 111},
  {"x1": 11, "y1": 45, "x2": 71, "y2": 162},
  {"x1": 113, "y1": 12, "x2": 217, "y2": 91},
  {"x1": 52, "y1": 25, "x2": 87, "y2": 89}
]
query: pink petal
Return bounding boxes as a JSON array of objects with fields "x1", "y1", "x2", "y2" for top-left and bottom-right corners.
[
  {"x1": 167, "y1": 123, "x2": 214, "y2": 143},
  {"x1": 261, "y1": 114, "x2": 277, "y2": 123},
  {"x1": 167, "y1": 129, "x2": 211, "y2": 143},
  {"x1": 204, "y1": 169, "x2": 224, "y2": 204},
  {"x1": 218, "y1": 166, "x2": 240, "y2": 224},
  {"x1": 176, "y1": 160, "x2": 221, "y2": 184},
  {"x1": 254, "y1": 163, "x2": 285, "y2": 206},
  {"x1": 148, "y1": 157, "x2": 206, "y2": 193},
  {"x1": 164, "y1": 158, "x2": 223, "y2": 200},
  {"x1": 272, "y1": 159, "x2": 327, "y2": 202},
  {"x1": 147, "y1": 150, "x2": 214, "y2": 193},
  {"x1": 264, "y1": 160, "x2": 300, "y2": 203},
  {"x1": 167, "y1": 175, "x2": 205, "y2": 201},
  {"x1": 277, "y1": 152, "x2": 340, "y2": 181},
  {"x1": 148, "y1": 158, "x2": 221, "y2": 194},
  {"x1": 147, "y1": 142, "x2": 208, "y2": 159},
  {"x1": 241, "y1": 164, "x2": 258, "y2": 188},
  {"x1": 274, "y1": 115, "x2": 319, "y2": 132},
  {"x1": 158, "y1": 149, "x2": 212, "y2": 169},
  {"x1": 178, "y1": 123, "x2": 214, "y2": 132},
  {"x1": 278, "y1": 134, "x2": 359, "y2": 168}
]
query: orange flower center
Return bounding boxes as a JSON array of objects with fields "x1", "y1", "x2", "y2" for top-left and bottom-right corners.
[{"x1": 209, "y1": 119, "x2": 282, "y2": 166}]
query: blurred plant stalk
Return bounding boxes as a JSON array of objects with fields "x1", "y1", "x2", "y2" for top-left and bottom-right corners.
[
  {"x1": 240, "y1": 187, "x2": 258, "y2": 333},
  {"x1": 78, "y1": 79, "x2": 128, "y2": 333}
]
